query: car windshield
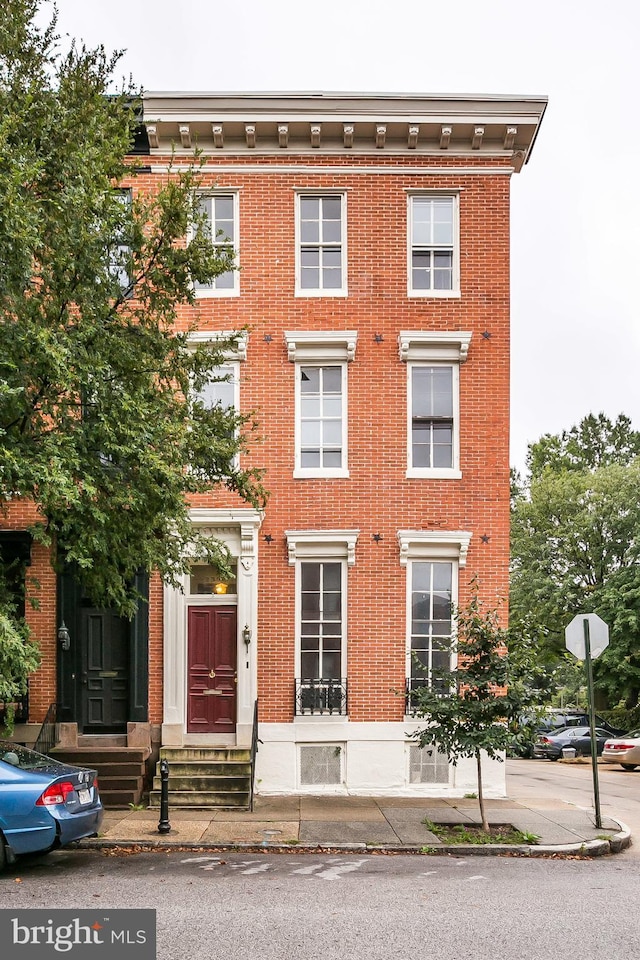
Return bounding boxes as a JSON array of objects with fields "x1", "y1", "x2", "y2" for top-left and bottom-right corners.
[{"x1": 0, "y1": 740, "x2": 67, "y2": 772}]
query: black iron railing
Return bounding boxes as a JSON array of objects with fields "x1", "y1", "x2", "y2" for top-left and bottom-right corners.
[
  {"x1": 33, "y1": 703, "x2": 59, "y2": 755},
  {"x1": 249, "y1": 699, "x2": 260, "y2": 812},
  {"x1": 405, "y1": 677, "x2": 450, "y2": 714},
  {"x1": 0, "y1": 689, "x2": 29, "y2": 727},
  {"x1": 295, "y1": 679, "x2": 347, "y2": 716}
]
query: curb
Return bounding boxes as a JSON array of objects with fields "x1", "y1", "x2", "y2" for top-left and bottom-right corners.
[{"x1": 77, "y1": 820, "x2": 632, "y2": 859}]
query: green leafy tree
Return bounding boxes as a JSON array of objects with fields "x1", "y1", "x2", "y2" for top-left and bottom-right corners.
[
  {"x1": 0, "y1": 1, "x2": 266, "y2": 718},
  {"x1": 511, "y1": 414, "x2": 640, "y2": 708},
  {"x1": 408, "y1": 583, "x2": 541, "y2": 832}
]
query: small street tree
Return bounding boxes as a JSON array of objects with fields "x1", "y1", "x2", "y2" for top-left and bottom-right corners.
[
  {"x1": 0, "y1": 1, "x2": 266, "y2": 718},
  {"x1": 408, "y1": 583, "x2": 541, "y2": 832}
]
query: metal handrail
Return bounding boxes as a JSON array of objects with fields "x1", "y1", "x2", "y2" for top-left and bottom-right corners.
[
  {"x1": 249, "y1": 699, "x2": 260, "y2": 812},
  {"x1": 33, "y1": 703, "x2": 59, "y2": 755}
]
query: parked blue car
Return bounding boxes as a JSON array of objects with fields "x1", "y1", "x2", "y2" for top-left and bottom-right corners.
[{"x1": 0, "y1": 740, "x2": 103, "y2": 869}]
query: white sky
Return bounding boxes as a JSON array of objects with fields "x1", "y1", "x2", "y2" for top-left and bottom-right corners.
[{"x1": 46, "y1": 0, "x2": 640, "y2": 472}]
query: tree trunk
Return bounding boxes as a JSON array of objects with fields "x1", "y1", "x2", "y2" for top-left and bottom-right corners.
[{"x1": 476, "y1": 750, "x2": 489, "y2": 832}]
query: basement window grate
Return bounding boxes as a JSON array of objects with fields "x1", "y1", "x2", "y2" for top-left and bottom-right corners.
[
  {"x1": 409, "y1": 743, "x2": 449, "y2": 784},
  {"x1": 299, "y1": 744, "x2": 343, "y2": 786}
]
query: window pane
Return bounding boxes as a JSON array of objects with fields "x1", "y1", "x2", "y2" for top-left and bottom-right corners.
[
  {"x1": 433, "y1": 563, "x2": 452, "y2": 592},
  {"x1": 301, "y1": 592, "x2": 320, "y2": 620},
  {"x1": 301, "y1": 397, "x2": 321, "y2": 419},
  {"x1": 412, "y1": 563, "x2": 432, "y2": 592},
  {"x1": 323, "y1": 450, "x2": 342, "y2": 467},
  {"x1": 323, "y1": 220, "x2": 342, "y2": 243},
  {"x1": 301, "y1": 367, "x2": 320, "y2": 392},
  {"x1": 215, "y1": 196, "x2": 234, "y2": 221},
  {"x1": 322, "y1": 197, "x2": 342, "y2": 220},
  {"x1": 323, "y1": 268, "x2": 342, "y2": 289},
  {"x1": 301, "y1": 450, "x2": 320, "y2": 467},
  {"x1": 323, "y1": 396, "x2": 342, "y2": 418},
  {"x1": 301, "y1": 248, "x2": 320, "y2": 267},
  {"x1": 322, "y1": 366, "x2": 342, "y2": 392},
  {"x1": 301, "y1": 197, "x2": 319, "y2": 219},
  {"x1": 322, "y1": 651, "x2": 341, "y2": 679},
  {"x1": 322, "y1": 420, "x2": 342, "y2": 446},
  {"x1": 301, "y1": 220, "x2": 320, "y2": 243},
  {"x1": 301, "y1": 267, "x2": 320, "y2": 289},
  {"x1": 323, "y1": 592, "x2": 341, "y2": 619},
  {"x1": 301, "y1": 652, "x2": 319, "y2": 680},
  {"x1": 323, "y1": 563, "x2": 341, "y2": 591},
  {"x1": 301, "y1": 421, "x2": 321, "y2": 446},
  {"x1": 301, "y1": 564, "x2": 321, "y2": 591},
  {"x1": 322, "y1": 248, "x2": 342, "y2": 268},
  {"x1": 323, "y1": 636, "x2": 341, "y2": 652}
]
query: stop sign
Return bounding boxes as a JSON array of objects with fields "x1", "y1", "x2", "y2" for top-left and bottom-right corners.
[{"x1": 565, "y1": 613, "x2": 609, "y2": 660}]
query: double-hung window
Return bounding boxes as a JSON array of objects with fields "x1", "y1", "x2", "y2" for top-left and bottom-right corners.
[
  {"x1": 397, "y1": 530, "x2": 472, "y2": 714},
  {"x1": 188, "y1": 331, "x2": 247, "y2": 471},
  {"x1": 285, "y1": 331, "x2": 357, "y2": 478},
  {"x1": 296, "y1": 193, "x2": 347, "y2": 295},
  {"x1": 194, "y1": 193, "x2": 239, "y2": 296},
  {"x1": 287, "y1": 529, "x2": 358, "y2": 718},
  {"x1": 399, "y1": 331, "x2": 471, "y2": 479},
  {"x1": 408, "y1": 194, "x2": 459, "y2": 296}
]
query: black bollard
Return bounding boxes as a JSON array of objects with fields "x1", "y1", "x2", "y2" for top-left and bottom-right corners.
[{"x1": 157, "y1": 758, "x2": 171, "y2": 834}]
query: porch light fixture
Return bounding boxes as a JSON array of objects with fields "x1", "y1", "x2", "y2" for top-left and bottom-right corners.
[
  {"x1": 242, "y1": 624, "x2": 251, "y2": 648},
  {"x1": 214, "y1": 582, "x2": 228, "y2": 595},
  {"x1": 57, "y1": 621, "x2": 71, "y2": 651}
]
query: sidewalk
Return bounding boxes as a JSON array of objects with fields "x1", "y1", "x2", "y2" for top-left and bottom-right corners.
[{"x1": 83, "y1": 795, "x2": 631, "y2": 857}]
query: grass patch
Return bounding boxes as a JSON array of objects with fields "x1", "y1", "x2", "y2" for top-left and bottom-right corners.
[{"x1": 423, "y1": 819, "x2": 539, "y2": 845}]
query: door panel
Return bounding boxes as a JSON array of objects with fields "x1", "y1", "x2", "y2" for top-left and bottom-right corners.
[
  {"x1": 187, "y1": 606, "x2": 237, "y2": 733},
  {"x1": 81, "y1": 609, "x2": 129, "y2": 733}
]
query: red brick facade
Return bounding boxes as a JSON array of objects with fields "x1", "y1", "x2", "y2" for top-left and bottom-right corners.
[{"x1": 4, "y1": 93, "x2": 546, "y2": 796}]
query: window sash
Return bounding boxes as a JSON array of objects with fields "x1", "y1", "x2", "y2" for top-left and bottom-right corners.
[
  {"x1": 297, "y1": 194, "x2": 345, "y2": 292},
  {"x1": 194, "y1": 193, "x2": 238, "y2": 292},
  {"x1": 409, "y1": 196, "x2": 457, "y2": 293},
  {"x1": 409, "y1": 561, "x2": 453, "y2": 691},
  {"x1": 297, "y1": 364, "x2": 345, "y2": 472},
  {"x1": 410, "y1": 365, "x2": 455, "y2": 469},
  {"x1": 299, "y1": 561, "x2": 344, "y2": 680}
]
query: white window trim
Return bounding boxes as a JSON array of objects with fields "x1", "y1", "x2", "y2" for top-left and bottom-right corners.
[
  {"x1": 295, "y1": 191, "x2": 348, "y2": 298},
  {"x1": 400, "y1": 331, "x2": 470, "y2": 480},
  {"x1": 398, "y1": 531, "x2": 470, "y2": 707},
  {"x1": 193, "y1": 190, "x2": 240, "y2": 298},
  {"x1": 187, "y1": 331, "x2": 247, "y2": 471},
  {"x1": 294, "y1": 560, "x2": 348, "y2": 691},
  {"x1": 407, "y1": 191, "x2": 460, "y2": 298},
  {"x1": 285, "y1": 332, "x2": 357, "y2": 479}
]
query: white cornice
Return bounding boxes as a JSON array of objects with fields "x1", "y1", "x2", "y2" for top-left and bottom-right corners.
[
  {"x1": 397, "y1": 530, "x2": 473, "y2": 567},
  {"x1": 398, "y1": 331, "x2": 472, "y2": 363},
  {"x1": 140, "y1": 92, "x2": 546, "y2": 172},
  {"x1": 284, "y1": 331, "x2": 358, "y2": 363},
  {"x1": 285, "y1": 529, "x2": 360, "y2": 566}
]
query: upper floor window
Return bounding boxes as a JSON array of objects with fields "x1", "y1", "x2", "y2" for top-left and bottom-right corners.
[
  {"x1": 399, "y1": 331, "x2": 470, "y2": 479},
  {"x1": 194, "y1": 193, "x2": 239, "y2": 296},
  {"x1": 285, "y1": 331, "x2": 357, "y2": 478},
  {"x1": 296, "y1": 193, "x2": 347, "y2": 296},
  {"x1": 411, "y1": 365, "x2": 454, "y2": 470},
  {"x1": 109, "y1": 189, "x2": 132, "y2": 294},
  {"x1": 408, "y1": 194, "x2": 459, "y2": 296}
]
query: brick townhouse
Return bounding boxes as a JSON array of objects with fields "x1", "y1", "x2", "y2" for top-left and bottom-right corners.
[{"x1": 5, "y1": 92, "x2": 546, "y2": 804}]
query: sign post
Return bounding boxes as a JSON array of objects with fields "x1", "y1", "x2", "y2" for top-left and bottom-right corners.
[{"x1": 565, "y1": 613, "x2": 609, "y2": 829}]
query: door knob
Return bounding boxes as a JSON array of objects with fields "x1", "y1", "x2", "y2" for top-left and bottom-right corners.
[{"x1": 209, "y1": 669, "x2": 216, "y2": 678}]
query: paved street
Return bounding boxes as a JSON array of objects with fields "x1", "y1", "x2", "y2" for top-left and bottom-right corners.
[
  {"x1": 1, "y1": 845, "x2": 639, "y2": 959},
  {"x1": 2, "y1": 760, "x2": 639, "y2": 959},
  {"x1": 507, "y1": 756, "x2": 640, "y2": 854}
]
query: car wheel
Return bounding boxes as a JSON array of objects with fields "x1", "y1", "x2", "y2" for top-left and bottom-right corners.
[
  {"x1": 548, "y1": 755, "x2": 559, "y2": 761},
  {"x1": 620, "y1": 763, "x2": 638, "y2": 771}
]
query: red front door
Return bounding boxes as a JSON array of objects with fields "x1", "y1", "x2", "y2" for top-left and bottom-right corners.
[{"x1": 187, "y1": 606, "x2": 237, "y2": 733}]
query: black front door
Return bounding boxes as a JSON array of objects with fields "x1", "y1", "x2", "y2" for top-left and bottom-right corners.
[
  {"x1": 57, "y1": 568, "x2": 149, "y2": 733},
  {"x1": 80, "y1": 608, "x2": 129, "y2": 733}
]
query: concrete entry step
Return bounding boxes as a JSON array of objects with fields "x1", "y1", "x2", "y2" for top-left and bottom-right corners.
[{"x1": 154, "y1": 746, "x2": 253, "y2": 810}]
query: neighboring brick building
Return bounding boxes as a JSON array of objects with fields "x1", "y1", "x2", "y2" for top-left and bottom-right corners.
[{"x1": 9, "y1": 92, "x2": 546, "y2": 800}]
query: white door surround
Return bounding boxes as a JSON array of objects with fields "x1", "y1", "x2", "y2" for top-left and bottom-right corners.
[{"x1": 162, "y1": 508, "x2": 262, "y2": 747}]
